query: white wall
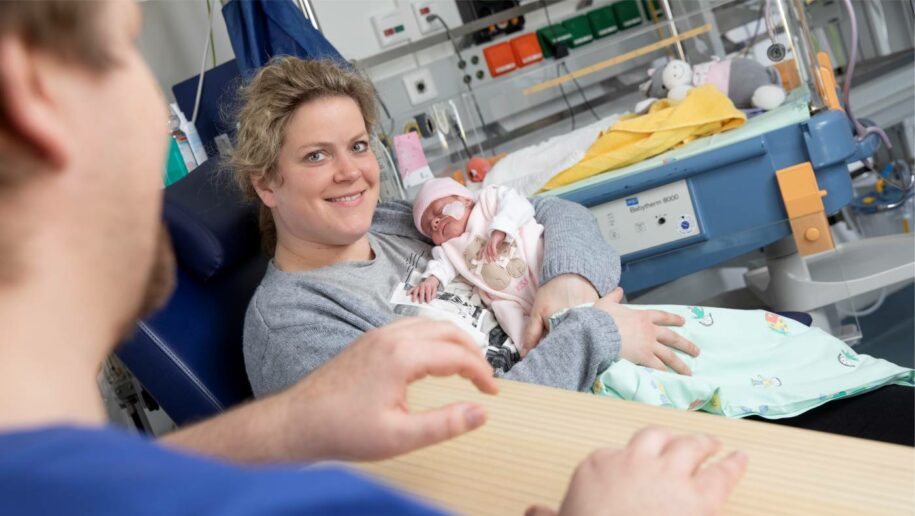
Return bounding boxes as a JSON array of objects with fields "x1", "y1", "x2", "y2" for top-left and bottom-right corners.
[
  {"x1": 137, "y1": 0, "x2": 235, "y2": 102},
  {"x1": 136, "y1": 0, "x2": 617, "y2": 97},
  {"x1": 309, "y1": 0, "x2": 618, "y2": 81}
]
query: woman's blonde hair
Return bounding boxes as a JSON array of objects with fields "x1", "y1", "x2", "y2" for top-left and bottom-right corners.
[{"x1": 231, "y1": 57, "x2": 377, "y2": 256}]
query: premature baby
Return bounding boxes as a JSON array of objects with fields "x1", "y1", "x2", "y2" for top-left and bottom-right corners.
[{"x1": 411, "y1": 178, "x2": 544, "y2": 353}]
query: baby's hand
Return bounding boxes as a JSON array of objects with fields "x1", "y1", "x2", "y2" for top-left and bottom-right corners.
[
  {"x1": 480, "y1": 230, "x2": 507, "y2": 262},
  {"x1": 409, "y1": 276, "x2": 441, "y2": 304}
]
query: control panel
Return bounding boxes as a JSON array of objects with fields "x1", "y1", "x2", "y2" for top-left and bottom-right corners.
[{"x1": 589, "y1": 180, "x2": 701, "y2": 257}]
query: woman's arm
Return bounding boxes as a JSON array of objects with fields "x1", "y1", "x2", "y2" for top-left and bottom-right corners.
[
  {"x1": 532, "y1": 196, "x2": 620, "y2": 296},
  {"x1": 499, "y1": 307, "x2": 621, "y2": 391}
]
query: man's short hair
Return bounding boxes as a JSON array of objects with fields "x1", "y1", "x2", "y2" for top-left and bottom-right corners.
[{"x1": 0, "y1": 1, "x2": 112, "y2": 186}]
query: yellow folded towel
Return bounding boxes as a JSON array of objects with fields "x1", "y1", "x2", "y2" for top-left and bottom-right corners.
[{"x1": 541, "y1": 84, "x2": 746, "y2": 191}]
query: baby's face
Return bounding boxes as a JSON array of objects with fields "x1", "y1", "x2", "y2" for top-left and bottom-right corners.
[{"x1": 421, "y1": 195, "x2": 473, "y2": 245}]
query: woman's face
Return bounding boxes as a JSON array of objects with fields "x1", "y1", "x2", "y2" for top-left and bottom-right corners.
[{"x1": 257, "y1": 96, "x2": 380, "y2": 249}]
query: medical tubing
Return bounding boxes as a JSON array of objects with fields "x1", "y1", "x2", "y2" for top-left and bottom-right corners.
[
  {"x1": 561, "y1": 62, "x2": 600, "y2": 121},
  {"x1": 557, "y1": 64, "x2": 577, "y2": 130},
  {"x1": 764, "y1": 0, "x2": 777, "y2": 44},
  {"x1": 192, "y1": 0, "x2": 219, "y2": 125},
  {"x1": 426, "y1": 15, "x2": 489, "y2": 137},
  {"x1": 840, "y1": 0, "x2": 893, "y2": 149},
  {"x1": 740, "y1": 0, "x2": 768, "y2": 57}
]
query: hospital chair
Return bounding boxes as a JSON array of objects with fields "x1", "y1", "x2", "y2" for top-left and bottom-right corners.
[
  {"x1": 116, "y1": 158, "x2": 265, "y2": 426},
  {"x1": 114, "y1": 157, "x2": 816, "y2": 428}
]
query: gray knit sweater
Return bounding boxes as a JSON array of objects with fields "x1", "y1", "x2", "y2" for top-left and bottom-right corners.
[{"x1": 243, "y1": 197, "x2": 622, "y2": 397}]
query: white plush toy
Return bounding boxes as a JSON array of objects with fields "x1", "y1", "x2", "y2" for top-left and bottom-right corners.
[{"x1": 643, "y1": 57, "x2": 787, "y2": 111}]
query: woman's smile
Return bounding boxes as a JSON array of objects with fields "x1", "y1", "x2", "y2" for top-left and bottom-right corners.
[{"x1": 326, "y1": 190, "x2": 366, "y2": 207}]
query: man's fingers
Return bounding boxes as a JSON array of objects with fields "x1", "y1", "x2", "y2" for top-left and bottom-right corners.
[
  {"x1": 386, "y1": 319, "x2": 482, "y2": 358},
  {"x1": 695, "y1": 450, "x2": 749, "y2": 505},
  {"x1": 403, "y1": 339, "x2": 498, "y2": 394},
  {"x1": 657, "y1": 329, "x2": 700, "y2": 357},
  {"x1": 525, "y1": 505, "x2": 558, "y2": 516},
  {"x1": 661, "y1": 433, "x2": 720, "y2": 475},
  {"x1": 657, "y1": 345, "x2": 692, "y2": 376},
  {"x1": 399, "y1": 402, "x2": 488, "y2": 452},
  {"x1": 627, "y1": 426, "x2": 674, "y2": 457},
  {"x1": 648, "y1": 310, "x2": 686, "y2": 327}
]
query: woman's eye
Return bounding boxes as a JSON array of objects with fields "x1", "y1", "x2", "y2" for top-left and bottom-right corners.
[
  {"x1": 352, "y1": 141, "x2": 368, "y2": 152},
  {"x1": 305, "y1": 151, "x2": 326, "y2": 163}
]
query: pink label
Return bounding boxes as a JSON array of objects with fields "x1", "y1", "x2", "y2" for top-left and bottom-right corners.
[{"x1": 393, "y1": 131, "x2": 433, "y2": 188}]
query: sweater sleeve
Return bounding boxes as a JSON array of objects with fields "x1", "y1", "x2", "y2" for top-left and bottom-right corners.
[
  {"x1": 423, "y1": 246, "x2": 457, "y2": 286},
  {"x1": 497, "y1": 307, "x2": 620, "y2": 391},
  {"x1": 244, "y1": 301, "x2": 367, "y2": 397},
  {"x1": 487, "y1": 186, "x2": 536, "y2": 242},
  {"x1": 531, "y1": 196, "x2": 620, "y2": 296}
]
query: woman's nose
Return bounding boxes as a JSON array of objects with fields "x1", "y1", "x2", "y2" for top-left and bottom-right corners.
[{"x1": 333, "y1": 155, "x2": 361, "y2": 182}]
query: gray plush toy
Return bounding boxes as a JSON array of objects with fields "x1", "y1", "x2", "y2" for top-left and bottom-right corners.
[{"x1": 641, "y1": 57, "x2": 786, "y2": 110}]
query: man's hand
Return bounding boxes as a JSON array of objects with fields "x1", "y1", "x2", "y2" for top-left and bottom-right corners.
[
  {"x1": 521, "y1": 275, "x2": 609, "y2": 356},
  {"x1": 409, "y1": 276, "x2": 440, "y2": 303},
  {"x1": 480, "y1": 230, "x2": 507, "y2": 262},
  {"x1": 593, "y1": 296, "x2": 699, "y2": 375},
  {"x1": 526, "y1": 427, "x2": 748, "y2": 516},
  {"x1": 279, "y1": 318, "x2": 498, "y2": 462}
]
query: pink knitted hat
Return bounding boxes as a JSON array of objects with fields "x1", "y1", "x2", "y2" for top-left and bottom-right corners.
[{"x1": 412, "y1": 178, "x2": 474, "y2": 236}]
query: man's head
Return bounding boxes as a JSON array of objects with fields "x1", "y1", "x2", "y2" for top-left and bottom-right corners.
[{"x1": 0, "y1": 1, "x2": 175, "y2": 340}]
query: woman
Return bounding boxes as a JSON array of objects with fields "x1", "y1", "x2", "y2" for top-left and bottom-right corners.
[
  {"x1": 233, "y1": 57, "x2": 912, "y2": 445},
  {"x1": 232, "y1": 57, "x2": 697, "y2": 398}
]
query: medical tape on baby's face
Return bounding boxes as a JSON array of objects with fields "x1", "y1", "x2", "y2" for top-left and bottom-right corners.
[{"x1": 442, "y1": 201, "x2": 465, "y2": 220}]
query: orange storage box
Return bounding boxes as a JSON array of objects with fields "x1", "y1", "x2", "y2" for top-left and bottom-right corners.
[
  {"x1": 510, "y1": 32, "x2": 543, "y2": 67},
  {"x1": 483, "y1": 41, "x2": 517, "y2": 78}
]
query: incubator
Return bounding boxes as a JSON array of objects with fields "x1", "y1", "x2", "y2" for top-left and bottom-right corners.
[{"x1": 364, "y1": 0, "x2": 914, "y2": 342}]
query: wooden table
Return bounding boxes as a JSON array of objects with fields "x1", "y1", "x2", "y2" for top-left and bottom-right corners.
[{"x1": 359, "y1": 377, "x2": 914, "y2": 515}]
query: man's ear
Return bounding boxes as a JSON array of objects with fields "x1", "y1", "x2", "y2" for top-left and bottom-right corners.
[
  {"x1": 0, "y1": 34, "x2": 70, "y2": 169},
  {"x1": 251, "y1": 174, "x2": 279, "y2": 208}
]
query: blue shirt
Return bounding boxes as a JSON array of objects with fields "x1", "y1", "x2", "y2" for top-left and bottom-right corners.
[{"x1": 0, "y1": 425, "x2": 444, "y2": 515}]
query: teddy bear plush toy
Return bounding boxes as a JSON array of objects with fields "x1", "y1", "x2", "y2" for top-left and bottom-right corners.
[{"x1": 642, "y1": 57, "x2": 787, "y2": 111}]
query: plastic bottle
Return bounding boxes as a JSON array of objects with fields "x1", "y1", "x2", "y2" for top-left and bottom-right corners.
[
  {"x1": 164, "y1": 138, "x2": 189, "y2": 187},
  {"x1": 170, "y1": 103, "x2": 208, "y2": 166},
  {"x1": 169, "y1": 108, "x2": 198, "y2": 173}
]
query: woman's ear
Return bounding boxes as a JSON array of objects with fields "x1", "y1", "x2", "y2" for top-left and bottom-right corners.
[
  {"x1": 0, "y1": 34, "x2": 71, "y2": 170},
  {"x1": 251, "y1": 174, "x2": 279, "y2": 208}
]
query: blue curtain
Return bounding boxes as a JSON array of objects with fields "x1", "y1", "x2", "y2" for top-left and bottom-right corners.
[{"x1": 222, "y1": 0, "x2": 347, "y2": 76}]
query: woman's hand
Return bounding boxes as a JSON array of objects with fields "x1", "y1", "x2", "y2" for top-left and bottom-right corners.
[
  {"x1": 409, "y1": 276, "x2": 440, "y2": 303},
  {"x1": 521, "y1": 274, "x2": 611, "y2": 356},
  {"x1": 593, "y1": 295, "x2": 699, "y2": 375},
  {"x1": 527, "y1": 427, "x2": 748, "y2": 516}
]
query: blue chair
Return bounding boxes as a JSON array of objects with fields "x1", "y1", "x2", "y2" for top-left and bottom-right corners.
[{"x1": 117, "y1": 159, "x2": 266, "y2": 425}]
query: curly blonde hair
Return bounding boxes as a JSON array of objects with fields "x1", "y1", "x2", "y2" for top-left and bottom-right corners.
[{"x1": 231, "y1": 57, "x2": 377, "y2": 256}]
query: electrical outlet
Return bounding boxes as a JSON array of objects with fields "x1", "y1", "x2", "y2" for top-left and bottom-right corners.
[
  {"x1": 372, "y1": 10, "x2": 410, "y2": 48},
  {"x1": 402, "y1": 68, "x2": 438, "y2": 106},
  {"x1": 412, "y1": 1, "x2": 442, "y2": 35}
]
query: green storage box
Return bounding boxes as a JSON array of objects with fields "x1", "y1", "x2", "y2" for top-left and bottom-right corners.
[
  {"x1": 612, "y1": 0, "x2": 643, "y2": 30},
  {"x1": 588, "y1": 6, "x2": 619, "y2": 39},
  {"x1": 536, "y1": 24, "x2": 573, "y2": 58},
  {"x1": 561, "y1": 14, "x2": 594, "y2": 48}
]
